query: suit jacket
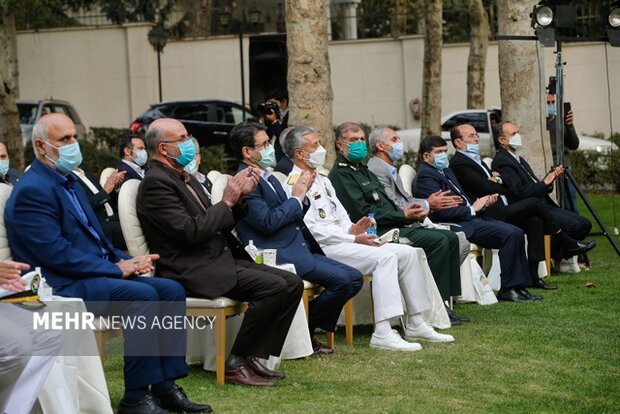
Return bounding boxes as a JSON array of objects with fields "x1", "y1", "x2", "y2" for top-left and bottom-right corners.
[
  {"x1": 117, "y1": 160, "x2": 144, "y2": 183},
  {"x1": 1, "y1": 168, "x2": 21, "y2": 186},
  {"x1": 274, "y1": 155, "x2": 294, "y2": 176},
  {"x1": 235, "y1": 163, "x2": 323, "y2": 276},
  {"x1": 366, "y1": 156, "x2": 412, "y2": 210},
  {"x1": 491, "y1": 148, "x2": 555, "y2": 206},
  {"x1": 137, "y1": 160, "x2": 251, "y2": 298},
  {"x1": 5, "y1": 159, "x2": 130, "y2": 301}
]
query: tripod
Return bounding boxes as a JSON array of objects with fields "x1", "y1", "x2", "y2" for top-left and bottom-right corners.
[{"x1": 552, "y1": 41, "x2": 620, "y2": 257}]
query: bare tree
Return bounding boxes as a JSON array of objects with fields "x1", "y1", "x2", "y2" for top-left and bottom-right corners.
[
  {"x1": 286, "y1": 0, "x2": 335, "y2": 167},
  {"x1": 421, "y1": 0, "x2": 442, "y2": 138},
  {"x1": 467, "y1": 0, "x2": 489, "y2": 109},
  {"x1": 0, "y1": 6, "x2": 23, "y2": 170},
  {"x1": 497, "y1": 0, "x2": 551, "y2": 176}
]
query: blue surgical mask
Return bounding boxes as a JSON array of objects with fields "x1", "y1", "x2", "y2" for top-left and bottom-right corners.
[
  {"x1": 547, "y1": 104, "x2": 556, "y2": 117},
  {"x1": 388, "y1": 142, "x2": 405, "y2": 161},
  {"x1": 165, "y1": 139, "x2": 196, "y2": 167},
  {"x1": 431, "y1": 152, "x2": 449, "y2": 170},
  {"x1": 0, "y1": 160, "x2": 9, "y2": 177},
  {"x1": 347, "y1": 141, "x2": 368, "y2": 163},
  {"x1": 44, "y1": 141, "x2": 83, "y2": 174},
  {"x1": 257, "y1": 145, "x2": 276, "y2": 169},
  {"x1": 466, "y1": 143, "x2": 480, "y2": 155},
  {"x1": 184, "y1": 158, "x2": 199, "y2": 175},
  {"x1": 133, "y1": 149, "x2": 148, "y2": 167}
]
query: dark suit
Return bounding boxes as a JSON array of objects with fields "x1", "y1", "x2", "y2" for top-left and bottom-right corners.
[
  {"x1": 117, "y1": 160, "x2": 144, "y2": 183},
  {"x1": 235, "y1": 163, "x2": 362, "y2": 333},
  {"x1": 328, "y1": 153, "x2": 461, "y2": 300},
  {"x1": 492, "y1": 148, "x2": 591, "y2": 243},
  {"x1": 274, "y1": 155, "x2": 294, "y2": 176},
  {"x1": 1, "y1": 168, "x2": 21, "y2": 186},
  {"x1": 413, "y1": 163, "x2": 530, "y2": 291},
  {"x1": 6, "y1": 159, "x2": 187, "y2": 390},
  {"x1": 137, "y1": 160, "x2": 303, "y2": 359}
]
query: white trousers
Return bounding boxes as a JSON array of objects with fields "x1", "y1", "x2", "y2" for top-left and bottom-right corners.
[
  {"x1": 322, "y1": 243, "x2": 432, "y2": 323},
  {"x1": 0, "y1": 303, "x2": 62, "y2": 414}
]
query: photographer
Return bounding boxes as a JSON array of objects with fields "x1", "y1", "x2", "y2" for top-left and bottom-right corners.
[{"x1": 258, "y1": 90, "x2": 289, "y2": 161}]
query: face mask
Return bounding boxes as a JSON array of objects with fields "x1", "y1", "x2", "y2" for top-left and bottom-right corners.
[
  {"x1": 165, "y1": 139, "x2": 196, "y2": 167},
  {"x1": 303, "y1": 145, "x2": 326, "y2": 169},
  {"x1": 508, "y1": 133, "x2": 522, "y2": 150},
  {"x1": 547, "y1": 104, "x2": 556, "y2": 117},
  {"x1": 347, "y1": 141, "x2": 368, "y2": 163},
  {"x1": 465, "y1": 143, "x2": 480, "y2": 155},
  {"x1": 184, "y1": 158, "x2": 198, "y2": 175},
  {"x1": 0, "y1": 160, "x2": 9, "y2": 177},
  {"x1": 387, "y1": 142, "x2": 405, "y2": 162},
  {"x1": 431, "y1": 152, "x2": 449, "y2": 170},
  {"x1": 133, "y1": 149, "x2": 148, "y2": 167},
  {"x1": 44, "y1": 141, "x2": 83, "y2": 174},
  {"x1": 257, "y1": 145, "x2": 276, "y2": 169}
]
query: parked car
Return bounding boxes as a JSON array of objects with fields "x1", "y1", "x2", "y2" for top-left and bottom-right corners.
[
  {"x1": 396, "y1": 108, "x2": 617, "y2": 154},
  {"x1": 130, "y1": 99, "x2": 258, "y2": 157},
  {"x1": 17, "y1": 99, "x2": 87, "y2": 146}
]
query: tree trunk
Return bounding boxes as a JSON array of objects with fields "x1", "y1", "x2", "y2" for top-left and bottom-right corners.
[
  {"x1": 421, "y1": 0, "x2": 442, "y2": 138},
  {"x1": 467, "y1": 0, "x2": 489, "y2": 109},
  {"x1": 286, "y1": 0, "x2": 335, "y2": 168},
  {"x1": 0, "y1": 10, "x2": 24, "y2": 170},
  {"x1": 497, "y1": 0, "x2": 551, "y2": 176}
]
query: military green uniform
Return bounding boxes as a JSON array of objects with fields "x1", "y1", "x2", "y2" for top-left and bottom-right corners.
[{"x1": 328, "y1": 153, "x2": 461, "y2": 300}]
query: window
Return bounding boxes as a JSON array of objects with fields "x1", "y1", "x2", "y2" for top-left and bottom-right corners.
[
  {"x1": 17, "y1": 104, "x2": 38, "y2": 125},
  {"x1": 441, "y1": 112, "x2": 489, "y2": 133},
  {"x1": 172, "y1": 104, "x2": 209, "y2": 122}
]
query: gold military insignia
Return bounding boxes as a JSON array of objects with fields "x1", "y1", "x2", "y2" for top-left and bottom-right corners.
[
  {"x1": 287, "y1": 174, "x2": 300, "y2": 185},
  {"x1": 318, "y1": 208, "x2": 326, "y2": 218}
]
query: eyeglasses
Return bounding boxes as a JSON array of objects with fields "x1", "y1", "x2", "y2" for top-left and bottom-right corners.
[
  {"x1": 253, "y1": 141, "x2": 272, "y2": 151},
  {"x1": 164, "y1": 135, "x2": 194, "y2": 145},
  {"x1": 463, "y1": 133, "x2": 479, "y2": 139}
]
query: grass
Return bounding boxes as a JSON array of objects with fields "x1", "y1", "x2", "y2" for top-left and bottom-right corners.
[{"x1": 103, "y1": 194, "x2": 620, "y2": 413}]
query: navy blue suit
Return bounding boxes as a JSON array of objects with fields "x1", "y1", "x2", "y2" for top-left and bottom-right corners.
[
  {"x1": 413, "y1": 163, "x2": 530, "y2": 290},
  {"x1": 5, "y1": 159, "x2": 188, "y2": 390},
  {"x1": 117, "y1": 160, "x2": 144, "y2": 183},
  {"x1": 235, "y1": 163, "x2": 363, "y2": 333}
]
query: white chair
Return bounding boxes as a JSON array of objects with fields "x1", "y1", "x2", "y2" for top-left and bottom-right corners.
[
  {"x1": 206, "y1": 170, "x2": 222, "y2": 186},
  {"x1": 482, "y1": 157, "x2": 493, "y2": 170},
  {"x1": 398, "y1": 164, "x2": 416, "y2": 197},
  {"x1": 271, "y1": 171, "x2": 287, "y2": 184},
  {"x1": 117, "y1": 179, "x2": 247, "y2": 385},
  {"x1": 0, "y1": 184, "x2": 14, "y2": 261},
  {"x1": 99, "y1": 167, "x2": 115, "y2": 188},
  {"x1": 211, "y1": 174, "x2": 232, "y2": 204}
]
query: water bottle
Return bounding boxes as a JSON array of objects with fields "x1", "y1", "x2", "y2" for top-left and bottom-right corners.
[
  {"x1": 245, "y1": 240, "x2": 258, "y2": 260},
  {"x1": 367, "y1": 213, "x2": 377, "y2": 236}
]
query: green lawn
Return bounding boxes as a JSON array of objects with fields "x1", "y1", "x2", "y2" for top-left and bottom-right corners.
[{"x1": 103, "y1": 194, "x2": 620, "y2": 413}]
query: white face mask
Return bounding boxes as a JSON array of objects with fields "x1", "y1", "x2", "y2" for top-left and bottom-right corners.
[
  {"x1": 303, "y1": 145, "x2": 326, "y2": 169},
  {"x1": 133, "y1": 149, "x2": 148, "y2": 167},
  {"x1": 508, "y1": 133, "x2": 522, "y2": 150}
]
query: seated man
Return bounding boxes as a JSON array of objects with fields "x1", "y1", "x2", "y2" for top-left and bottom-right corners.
[
  {"x1": 283, "y1": 126, "x2": 454, "y2": 350},
  {"x1": 328, "y1": 122, "x2": 466, "y2": 324},
  {"x1": 491, "y1": 121, "x2": 594, "y2": 261},
  {"x1": 6, "y1": 114, "x2": 211, "y2": 413},
  {"x1": 0, "y1": 260, "x2": 62, "y2": 414},
  {"x1": 449, "y1": 123, "x2": 596, "y2": 287},
  {"x1": 0, "y1": 140, "x2": 22, "y2": 185},
  {"x1": 117, "y1": 134, "x2": 148, "y2": 183},
  {"x1": 138, "y1": 118, "x2": 303, "y2": 387},
  {"x1": 230, "y1": 121, "x2": 363, "y2": 354},
  {"x1": 366, "y1": 127, "x2": 470, "y2": 265},
  {"x1": 413, "y1": 135, "x2": 536, "y2": 303}
]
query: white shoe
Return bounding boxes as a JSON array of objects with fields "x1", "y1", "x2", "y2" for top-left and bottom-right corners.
[
  {"x1": 404, "y1": 322, "x2": 455, "y2": 343},
  {"x1": 370, "y1": 329, "x2": 422, "y2": 351}
]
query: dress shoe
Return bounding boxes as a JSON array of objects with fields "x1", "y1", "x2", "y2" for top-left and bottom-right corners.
[
  {"x1": 497, "y1": 288, "x2": 533, "y2": 303},
  {"x1": 311, "y1": 338, "x2": 334, "y2": 355},
  {"x1": 531, "y1": 278, "x2": 557, "y2": 290},
  {"x1": 370, "y1": 329, "x2": 422, "y2": 351},
  {"x1": 518, "y1": 288, "x2": 542, "y2": 301},
  {"x1": 225, "y1": 365, "x2": 274, "y2": 387},
  {"x1": 404, "y1": 322, "x2": 455, "y2": 343},
  {"x1": 118, "y1": 394, "x2": 169, "y2": 414},
  {"x1": 155, "y1": 384, "x2": 212, "y2": 413},
  {"x1": 445, "y1": 306, "x2": 468, "y2": 324},
  {"x1": 247, "y1": 356, "x2": 286, "y2": 379},
  {"x1": 563, "y1": 240, "x2": 597, "y2": 257}
]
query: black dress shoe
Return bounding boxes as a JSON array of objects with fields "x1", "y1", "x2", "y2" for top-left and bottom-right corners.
[
  {"x1": 311, "y1": 338, "x2": 334, "y2": 355},
  {"x1": 497, "y1": 288, "x2": 533, "y2": 303},
  {"x1": 118, "y1": 394, "x2": 169, "y2": 414},
  {"x1": 225, "y1": 365, "x2": 274, "y2": 387},
  {"x1": 156, "y1": 384, "x2": 212, "y2": 413},
  {"x1": 531, "y1": 278, "x2": 558, "y2": 290},
  {"x1": 518, "y1": 288, "x2": 542, "y2": 301},
  {"x1": 247, "y1": 356, "x2": 286, "y2": 379},
  {"x1": 445, "y1": 306, "x2": 467, "y2": 324},
  {"x1": 563, "y1": 240, "x2": 597, "y2": 257}
]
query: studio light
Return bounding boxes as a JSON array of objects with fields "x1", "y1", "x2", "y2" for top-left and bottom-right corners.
[{"x1": 534, "y1": 5, "x2": 553, "y2": 27}]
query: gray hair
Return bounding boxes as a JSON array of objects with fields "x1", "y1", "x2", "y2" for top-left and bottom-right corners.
[
  {"x1": 144, "y1": 125, "x2": 166, "y2": 156},
  {"x1": 31, "y1": 118, "x2": 50, "y2": 159},
  {"x1": 283, "y1": 126, "x2": 315, "y2": 159},
  {"x1": 335, "y1": 122, "x2": 362, "y2": 144},
  {"x1": 368, "y1": 127, "x2": 389, "y2": 155}
]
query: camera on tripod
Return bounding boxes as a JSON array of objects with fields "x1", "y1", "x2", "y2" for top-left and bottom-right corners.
[{"x1": 257, "y1": 101, "x2": 281, "y2": 119}]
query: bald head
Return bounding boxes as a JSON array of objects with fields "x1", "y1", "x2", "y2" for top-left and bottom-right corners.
[
  {"x1": 32, "y1": 113, "x2": 80, "y2": 173},
  {"x1": 144, "y1": 117, "x2": 192, "y2": 170}
]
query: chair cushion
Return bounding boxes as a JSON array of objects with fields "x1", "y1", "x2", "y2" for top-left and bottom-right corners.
[
  {"x1": 99, "y1": 167, "x2": 116, "y2": 188},
  {"x1": 118, "y1": 179, "x2": 150, "y2": 257},
  {"x1": 211, "y1": 174, "x2": 232, "y2": 204},
  {"x1": 0, "y1": 184, "x2": 13, "y2": 261},
  {"x1": 186, "y1": 296, "x2": 244, "y2": 309}
]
